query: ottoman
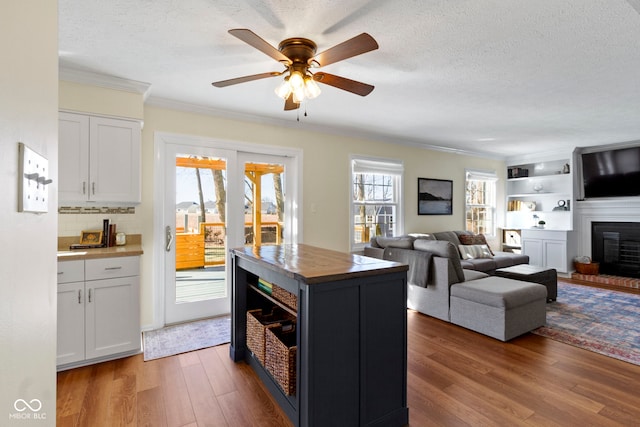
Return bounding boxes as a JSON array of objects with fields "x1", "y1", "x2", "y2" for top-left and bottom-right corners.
[
  {"x1": 495, "y1": 264, "x2": 557, "y2": 302},
  {"x1": 450, "y1": 277, "x2": 547, "y2": 341}
]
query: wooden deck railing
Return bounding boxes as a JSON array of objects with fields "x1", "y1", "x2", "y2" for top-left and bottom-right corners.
[{"x1": 175, "y1": 222, "x2": 282, "y2": 270}]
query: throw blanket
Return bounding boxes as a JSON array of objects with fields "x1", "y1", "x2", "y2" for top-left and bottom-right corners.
[{"x1": 383, "y1": 247, "x2": 432, "y2": 288}]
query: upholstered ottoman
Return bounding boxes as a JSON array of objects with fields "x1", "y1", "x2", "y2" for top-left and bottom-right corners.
[
  {"x1": 495, "y1": 264, "x2": 557, "y2": 302},
  {"x1": 450, "y1": 277, "x2": 547, "y2": 341}
]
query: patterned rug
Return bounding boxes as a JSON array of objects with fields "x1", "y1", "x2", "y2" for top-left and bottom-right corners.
[
  {"x1": 532, "y1": 282, "x2": 640, "y2": 365},
  {"x1": 143, "y1": 315, "x2": 231, "y2": 361}
]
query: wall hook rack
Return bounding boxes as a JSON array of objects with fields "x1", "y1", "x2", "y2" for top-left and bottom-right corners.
[{"x1": 18, "y1": 142, "x2": 52, "y2": 213}]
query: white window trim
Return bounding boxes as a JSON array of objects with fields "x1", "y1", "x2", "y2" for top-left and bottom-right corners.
[
  {"x1": 465, "y1": 168, "x2": 497, "y2": 236},
  {"x1": 350, "y1": 155, "x2": 404, "y2": 252}
]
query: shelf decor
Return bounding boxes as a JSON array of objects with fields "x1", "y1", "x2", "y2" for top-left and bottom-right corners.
[{"x1": 418, "y1": 178, "x2": 453, "y2": 215}]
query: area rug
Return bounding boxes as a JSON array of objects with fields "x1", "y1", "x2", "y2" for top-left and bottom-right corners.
[
  {"x1": 143, "y1": 315, "x2": 230, "y2": 361},
  {"x1": 532, "y1": 282, "x2": 640, "y2": 365}
]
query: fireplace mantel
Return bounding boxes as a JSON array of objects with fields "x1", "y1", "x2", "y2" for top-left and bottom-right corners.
[{"x1": 575, "y1": 198, "x2": 640, "y2": 257}]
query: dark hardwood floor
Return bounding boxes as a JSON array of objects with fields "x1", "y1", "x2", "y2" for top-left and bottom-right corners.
[{"x1": 57, "y1": 282, "x2": 640, "y2": 426}]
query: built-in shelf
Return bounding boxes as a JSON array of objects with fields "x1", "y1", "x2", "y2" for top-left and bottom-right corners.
[{"x1": 506, "y1": 157, "x2": 574, "y2": 231}]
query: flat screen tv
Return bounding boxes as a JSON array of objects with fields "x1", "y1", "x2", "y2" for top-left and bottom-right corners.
[{"x1": 581, "y1": 145, "x2": 640, "y2": 198}]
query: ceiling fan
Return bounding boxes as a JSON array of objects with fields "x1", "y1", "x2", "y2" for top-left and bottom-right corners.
[{"x1": 212, "y1": 29, "x2": 379, "y2": 111}]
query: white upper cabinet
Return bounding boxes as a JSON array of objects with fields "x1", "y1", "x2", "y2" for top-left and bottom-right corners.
[{"x1": 59, "y1": 112, "x2": 141, "y2": 204}]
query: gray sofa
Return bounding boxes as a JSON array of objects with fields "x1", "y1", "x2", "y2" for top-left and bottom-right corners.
[
  {"x1": 366, "y1": 230, "x2": 528, "y2": 274},
  {"x1": 365, "y1": 238, "x2": 546, "y2": 341}
]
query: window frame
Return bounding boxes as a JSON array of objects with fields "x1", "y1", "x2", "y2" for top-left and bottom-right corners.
[
  {"x1": 465, "y1": 169, "x2": 498, "y2": 236},
  {"x1": 350, "y1": 156, "x2": 404, "y2": 252}
]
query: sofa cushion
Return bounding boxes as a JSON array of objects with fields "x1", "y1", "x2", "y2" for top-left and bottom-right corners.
[
  {"x1": 408, "y1": 233, "x2": 437, "y2": 241},
  {"x1": 463, "y1": 269, "x2": 490, "y2": 281},
  {"x1": 432, "y1": 231, "x2": 463, "y2": 246},
  {"x1": 374, "y1": 236, "x2": 415, "y2": 249},
  {"x1": 458, "y1": 233, "x2": 495, "y2": 255},
  {"x1": 461, "y1": 258, "x2": 497, "y2": 272},
  {"x1": 451, "y1": 276, "x2": 547, "y2": 309},
  {"x1": 413, "y1": 239, "x2": 465, "y2": 283},
  {"x1": 493, "y1": 252, "x2": 530, "y2": 268},
  {"x1": 458, "y1": 244, "x2": 493, "y2": 260}
]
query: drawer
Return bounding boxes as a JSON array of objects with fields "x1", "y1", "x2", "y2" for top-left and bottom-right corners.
[
  {"x1": 57, "y1": 260, "x2": 84, "y2": 284},
  {"x1": 85, "y1": 256, "x2": 139, "y2": 280}
]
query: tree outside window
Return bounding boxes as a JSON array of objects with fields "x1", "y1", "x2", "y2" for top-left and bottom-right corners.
[
  {"x1": 465, "y1": 170, "x2": 497, "y2": 236},
  {"x1": 351, "y1": 158, "x2": 403, "y2": 251}
]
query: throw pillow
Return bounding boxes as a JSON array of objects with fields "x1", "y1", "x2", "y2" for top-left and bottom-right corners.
[
  {"x1": 458, "y1": 244, "x2": 494, "y2": 260},
  {"x1": 458, "y1": 233, "x2": 495, "y2": 255}
]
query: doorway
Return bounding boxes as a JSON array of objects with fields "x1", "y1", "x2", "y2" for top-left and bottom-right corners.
[{"x1": 154, "y1": 133, "x2": 302, "y2": 328}]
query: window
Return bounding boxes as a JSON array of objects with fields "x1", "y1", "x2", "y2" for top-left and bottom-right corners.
[
  {"x1": 465, "y1": 169, "x2": 497, "y2": 236},
  {"x1": 351, "y1": 157, "x2": 403, "y2": 251}
]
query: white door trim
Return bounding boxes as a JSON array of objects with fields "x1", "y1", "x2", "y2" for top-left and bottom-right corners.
[{"x1": 152, "y1": 132, "x2": 303, "y2": 330}]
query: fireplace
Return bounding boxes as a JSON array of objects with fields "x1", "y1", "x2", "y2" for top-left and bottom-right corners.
[{"x1": 592, "y1": 222, "x2": 640, "y2": 278}]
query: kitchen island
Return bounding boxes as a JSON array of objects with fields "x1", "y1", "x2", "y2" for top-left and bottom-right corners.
[{"x1": 231, "y1": 244, "x2": 409, "y2": 427}]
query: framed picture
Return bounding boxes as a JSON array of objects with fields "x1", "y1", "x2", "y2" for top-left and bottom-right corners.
[
  {"x1": 80, "y1": 230, "x2": 103, "y2": 245},
  {"x1": 418, "y1": 178, "x2": 453, "y2": 215}
]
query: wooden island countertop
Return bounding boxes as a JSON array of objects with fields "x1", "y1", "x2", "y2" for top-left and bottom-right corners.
[{"x1": 231, "y1": 243, "x2": 408, "y2": 284}]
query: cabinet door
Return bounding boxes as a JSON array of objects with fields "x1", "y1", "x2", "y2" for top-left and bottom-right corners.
[
  {"x1": 544, "y1": 240, "x2": 567, "y2": 272},
  {"x1": 89, "y1": 117, "x2": 141, "y2": 203},
  {"x1": 85, "y1": 276, "x2": 140, "y2": 359},
  {"x1": 57, "y1": 282, "x2": 85, "y2": 366},
  {"x1": 522, "y1": 238, "x2": 543, "y2": 267},
  {"x1": 59, "y1": 112, "x2": 90, "y2": 202}
]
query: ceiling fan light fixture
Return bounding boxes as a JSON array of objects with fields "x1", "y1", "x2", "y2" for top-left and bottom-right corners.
[
  {"x1": 304, "y1": 76, "x2": 321, "y2": 99},
  {"x1": 213, "y1": 29, "x2": 378, "y2": 111},
  {"x1": 274, "y1": 77, "x2": 292, "y2": 99}
]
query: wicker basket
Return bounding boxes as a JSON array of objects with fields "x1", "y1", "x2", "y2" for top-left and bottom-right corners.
[
  {"x1": 265, "y1": 323, "x2": 297, "y2": 396},
  {"x1": 574, "y1": 261, "x2": 600, "y2": 275},
  {"x1": 272, "y1": 284, "x2": 298, "y2": 311},
  {"x1": 246, "y1": 307, "x2": 295, "y2": 364}
]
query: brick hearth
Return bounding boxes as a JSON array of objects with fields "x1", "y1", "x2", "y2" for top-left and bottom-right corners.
[{"x1": 571, "y1": 273, "x2": 640, "y2": 292}]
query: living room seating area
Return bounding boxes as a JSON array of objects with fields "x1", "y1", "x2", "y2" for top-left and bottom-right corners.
[{"x1": 365, "y1": 231, "x2": 549, "y2": 341}]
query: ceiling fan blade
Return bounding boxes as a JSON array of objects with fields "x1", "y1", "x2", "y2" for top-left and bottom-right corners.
[
  {"x1": 313, "y1": 72, "x2": 374, "y2": 96},
  {"x1": 284, "y1": 94, "x2": 300, "y2": 110},
  {"x1": 212, "y1": 71, "x2": 282, "y2": 88},
  {"x1": 229, "y1": 29, "x2": 292, "y2": 64},
  {"x1": 311, "y1": 33, "x2": 378, "y2": 67}
]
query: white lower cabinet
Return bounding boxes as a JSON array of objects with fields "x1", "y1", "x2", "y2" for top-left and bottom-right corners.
[
  {"x1": 521, "y1": 229, "x2": 576, "y2": 273},
  {"x1": 57, "y1": 256, "x2": 140, "y2": 369}
]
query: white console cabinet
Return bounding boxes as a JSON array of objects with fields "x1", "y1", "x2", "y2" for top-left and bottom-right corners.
[
  {"x1": 57, "y1": 256, "x2": 140, "y2": 370},
  {"x1": 58, "y1": 112, "x2": 141, "y2": 204},
  {"x1": 521, "y1": 229, "x2": 576, "y2": 273}
]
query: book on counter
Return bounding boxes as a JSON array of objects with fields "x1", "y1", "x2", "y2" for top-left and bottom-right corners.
[
  {"x1": 102, "y1": 219, "x2": 110, "y2": 247},
  {"x1": 69, "y1": 243, "x2": 104, "y2": 249},
  {"x1": 100, "y1": 218, "x2": 117, "y2": 247}
]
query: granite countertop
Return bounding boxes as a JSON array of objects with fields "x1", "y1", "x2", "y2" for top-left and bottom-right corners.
[{"x1": 57, "y1": 234, "x2": 143, "y2": 261}]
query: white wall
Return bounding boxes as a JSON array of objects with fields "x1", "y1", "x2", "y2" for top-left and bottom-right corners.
[
  {"x1": 56, "y1": 86, "x2": 506, "y2": 330},
  {"x1": 0, "y1": 2, "x2": 58, "y2": 425},
  {"x1": 138, "y1": 105, "x2": 506, "y2": 328}
]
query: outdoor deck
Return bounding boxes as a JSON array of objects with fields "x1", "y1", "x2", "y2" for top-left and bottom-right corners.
[{"x1": 176, "y1": 266, "x2": 226, "y2": 303}]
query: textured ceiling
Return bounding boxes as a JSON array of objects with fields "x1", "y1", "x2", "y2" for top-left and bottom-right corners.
[{"x1": 59, "y1": 0, "x2": 640, "y2": 159}]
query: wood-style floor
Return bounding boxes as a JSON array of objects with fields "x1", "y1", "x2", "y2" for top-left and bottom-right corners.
[{"x1": 57, "y1": 287, "x2": 640, "y2": 426}]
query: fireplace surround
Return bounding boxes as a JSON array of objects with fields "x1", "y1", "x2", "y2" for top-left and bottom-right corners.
[{"x1": 592, "y1": 221, "x2": 640, "y2": 278}]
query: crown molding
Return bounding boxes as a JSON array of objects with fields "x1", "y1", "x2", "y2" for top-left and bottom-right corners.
[
  {"x1": 59, "y1": 66, "x2": 152, "y2": 99},
  {"x1": 145, "y1": 96, "x2": 504, "y2": 161}
]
